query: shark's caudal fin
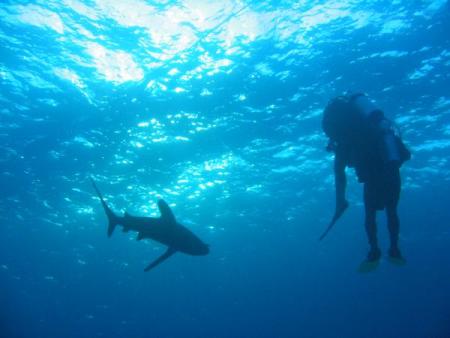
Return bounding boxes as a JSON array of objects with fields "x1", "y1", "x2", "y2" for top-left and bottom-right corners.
[
  {"x1": 144, "y1": 247, "x2": 176, "y2": 272},
  {"x1": 90, "y1": 177, "x2": 119, "y2": 237}
]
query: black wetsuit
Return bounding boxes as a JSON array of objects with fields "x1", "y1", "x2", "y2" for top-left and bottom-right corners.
[{"x1": 334, "y1": 141, "x2": 401, "y2": 249}]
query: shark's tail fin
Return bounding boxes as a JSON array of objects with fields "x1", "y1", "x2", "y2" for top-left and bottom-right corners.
[{"x1": 90, "y1": 177, "x2": 119, "y2": 237}]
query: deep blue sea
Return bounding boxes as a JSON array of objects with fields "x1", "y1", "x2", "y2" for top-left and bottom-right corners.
[{"x1": 1, "y1": 1, "x2": 450, "y2": 337}]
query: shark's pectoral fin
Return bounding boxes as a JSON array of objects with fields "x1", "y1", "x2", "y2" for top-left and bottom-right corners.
[{"x1": 144, "y1": 247, "x2": 176, "y2": 272}]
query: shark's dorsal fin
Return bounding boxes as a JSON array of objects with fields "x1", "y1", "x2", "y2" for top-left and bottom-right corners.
[
  {"x1": 157, "y1": 199, "x2": 176, "y2": 224},
  {"x1": 144, "y1": 247, "x2": 176, "y2": 271}
]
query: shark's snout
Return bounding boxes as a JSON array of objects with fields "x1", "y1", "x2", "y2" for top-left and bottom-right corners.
[
  {"x1": 203, "y1": 244, "x2": 210, "y2": 255},
  {"x1": 197, "y1": 243, "x2": 210, "y2": 255}
]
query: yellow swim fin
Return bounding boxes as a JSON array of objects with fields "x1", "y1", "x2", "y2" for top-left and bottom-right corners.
[{"x1": 357, "y1": 259, "x2": 380, "y2": 273}]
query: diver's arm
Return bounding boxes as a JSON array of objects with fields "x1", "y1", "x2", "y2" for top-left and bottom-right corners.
[
  {"x1": 318, "y1": 149, "x2": 350, "y2": 241},
  {"x1": 334, "y1": 151, "x2": 349, "y2": 213}
]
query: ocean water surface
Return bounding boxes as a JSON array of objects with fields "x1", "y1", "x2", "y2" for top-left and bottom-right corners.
[{"x1": 1, "y1": 1, "x2": 450, "y2": 337}]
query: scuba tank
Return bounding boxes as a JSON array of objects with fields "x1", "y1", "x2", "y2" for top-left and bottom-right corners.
[
  {"x1": 322, "y1": 92, "x2": 410, "y2": 167},
  {"x1": 349, "y1": 93, "x2": 410, "y2": 167},
  {"x1": 377, "y1": 118, "x2": 410, "y2": 165}
]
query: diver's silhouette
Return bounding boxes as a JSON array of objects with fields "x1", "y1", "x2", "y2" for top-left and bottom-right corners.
[{"x1": 321, "y1": 92, "x2": 410, "y2": 262}]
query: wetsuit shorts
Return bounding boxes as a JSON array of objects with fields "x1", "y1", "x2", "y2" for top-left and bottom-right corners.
[{"x1": 363, "y1": 165, "x2": 401, "y2": 211}]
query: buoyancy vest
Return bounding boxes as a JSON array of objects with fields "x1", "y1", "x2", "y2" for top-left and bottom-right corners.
[{"x1": 323, "y1": 93, "x2": 410, "y2": 179}]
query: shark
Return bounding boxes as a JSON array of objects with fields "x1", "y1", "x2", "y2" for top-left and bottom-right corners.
[{"x1": 91, "y1": 178, "x2": 209, "y2": 271}]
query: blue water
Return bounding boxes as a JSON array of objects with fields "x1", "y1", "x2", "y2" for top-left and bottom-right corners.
[{"x1": 1, "y1": 1, "x2": 450, "y2": 337}]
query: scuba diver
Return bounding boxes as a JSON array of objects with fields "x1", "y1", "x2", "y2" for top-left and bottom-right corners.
[{"x1": 321, "y1": 92, "x2": 410, "y2": 262}]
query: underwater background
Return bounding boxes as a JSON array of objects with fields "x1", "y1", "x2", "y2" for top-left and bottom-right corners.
[{"x1": 1, "y1": 1, "x2": 450, "y2": 337}]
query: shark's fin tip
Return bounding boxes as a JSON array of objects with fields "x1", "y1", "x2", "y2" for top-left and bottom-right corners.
[{"x1": 157, "y1": 200, "x2": 177, "y2": 224}]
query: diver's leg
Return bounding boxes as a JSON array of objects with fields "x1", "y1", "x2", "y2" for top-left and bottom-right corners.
[
  {"x1": 385, "y1": 166, "x2": 402, "y2": 258},
  {"x1": 365, "y1": 204, "x2": 378, "y2": 248},
  {"x1": 386, "y1": 206, "x2": 399, "y2": 249},
  {"x1": 364, "y1": 183, "x2": 381, "y2": 261}
]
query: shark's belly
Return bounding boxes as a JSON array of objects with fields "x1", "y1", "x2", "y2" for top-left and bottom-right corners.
[{"x1": 146, "y1": 225, "x2": 207, "y2": 255}]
